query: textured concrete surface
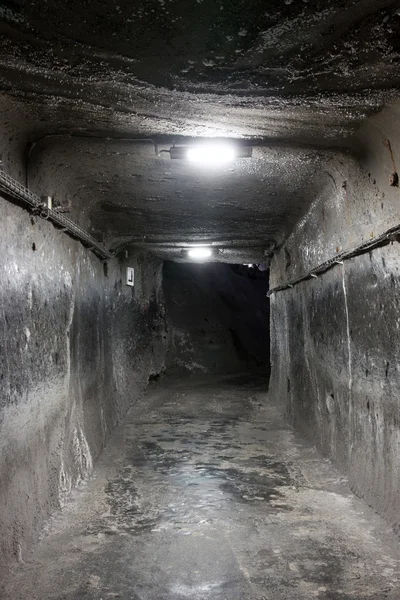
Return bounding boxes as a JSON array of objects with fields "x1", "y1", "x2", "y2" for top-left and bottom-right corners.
[
  {"x1": 1, "y1": 0, "x2": 399, "y2": 95},
  {"x1": 269, "y1": 102, "x2": 400, "y2": 527},
  {"x1": 2, "y1": 376, "x2": 400, "y2": 600},
  {"x1": 0, "y1": 2, "x2": 399, "y2": 142},
  {"x1": 270, "y1": 245, "x2": 400, "y2": 531},
  {"x1": 164, "y1": 262, "x2": 269, "y2": 375},
  {"x1": 0, "y1": 194, "x2": 167, "y2": 578},
  {"x1": 270, "y1": 101, "x2": 400, "y2": 287}
]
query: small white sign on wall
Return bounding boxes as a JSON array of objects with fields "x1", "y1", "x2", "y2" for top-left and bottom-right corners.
[{"x1": 126, "y1": 267, "x2": 135, "y2": 287}]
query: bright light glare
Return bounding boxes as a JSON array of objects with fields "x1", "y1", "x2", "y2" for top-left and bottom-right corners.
[
  {"x1": 187, "y1": 247, "x2": 212, "y2": 260},
  {"x1": 187, "y1": 143, "x2": 235, "y2": 166}
]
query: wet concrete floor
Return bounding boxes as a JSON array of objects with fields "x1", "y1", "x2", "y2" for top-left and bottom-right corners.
[{"x1": 2, "y1": 376, "x2": 400, "y2": 599}]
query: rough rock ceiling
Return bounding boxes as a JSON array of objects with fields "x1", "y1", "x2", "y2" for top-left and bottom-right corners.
[
  {"x1": 0, "y1": 0, "x2": 399, "y2": 260},
  {"x1": 28, "y1": 137, "x2": 344, "y2": 262}
]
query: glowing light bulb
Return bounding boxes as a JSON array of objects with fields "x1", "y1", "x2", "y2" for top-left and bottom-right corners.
[
  {"x1": 187, "y1": 143, "x2": 236, "y2": 166},
  {"x1": 187, "y1": 247, "x2": 212, "y2": 260}
]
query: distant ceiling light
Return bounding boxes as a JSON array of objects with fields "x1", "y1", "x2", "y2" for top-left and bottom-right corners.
[{"x1": 187, "y1": 247, "x2": 213, "y2": 260}]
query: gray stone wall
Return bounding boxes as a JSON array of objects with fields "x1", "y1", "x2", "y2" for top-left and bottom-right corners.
[
  {"x1": 0, "y1": 197, "x2": 166, "y2": 575},
  {"x1": 269, "y1": 100, "x2": 400, "y2": 527}
]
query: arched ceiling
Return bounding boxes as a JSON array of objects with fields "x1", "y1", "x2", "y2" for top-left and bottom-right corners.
[{"x1": 0, "y1": 0, "x2": 399, "y2": 261}]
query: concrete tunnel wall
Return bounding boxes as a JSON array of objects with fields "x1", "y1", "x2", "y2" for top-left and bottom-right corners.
[
  {"x1": 0, "y1": 192, "x2": 167, "y2": 574},
  {"x1": 0, "y1": 182, "x2": 270, "y2": 575},
  {"x1": 269, "y1": 100, "x2": 400, "y2": 529},
  {"x1": 5, "y1": 91, "x2": 400, "y2": 579}
]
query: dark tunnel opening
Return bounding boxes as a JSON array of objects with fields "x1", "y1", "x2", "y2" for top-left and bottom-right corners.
[{"x1": 163, "y1": 262, "x2": 270, "y2": 377}]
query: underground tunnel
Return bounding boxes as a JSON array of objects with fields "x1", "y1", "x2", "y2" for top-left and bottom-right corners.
[{"x1": 1, "y1": 1, "x2": 400, "y2": 598}]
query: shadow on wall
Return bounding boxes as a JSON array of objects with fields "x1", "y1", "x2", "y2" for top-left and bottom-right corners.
[{"x1": 163, "y1": 261, "x2": 270, "y2": 376}]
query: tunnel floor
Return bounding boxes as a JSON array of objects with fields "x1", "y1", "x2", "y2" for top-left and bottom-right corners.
[{"x1": 3, "y1": 376, "x2": 400, "y2": 599}]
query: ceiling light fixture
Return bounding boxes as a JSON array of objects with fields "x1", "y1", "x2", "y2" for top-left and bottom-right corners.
[
  {"x1": 168, "y1": 143, "x2": 252, "y2": 164},
  {"x1": 187, "y1": 143, "x2": 235, "y2": 166},
  {"x1": 187, "y1": 247, "x2": 213, "y2": 260}
]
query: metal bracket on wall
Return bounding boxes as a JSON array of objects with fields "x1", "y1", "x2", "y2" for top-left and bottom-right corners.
[
  {"x1": 0, "y1": 170, "x2": 114, "y2": 260},
  {"x1": 268, "y1": 222, "x2": 400, "y2": 296}
]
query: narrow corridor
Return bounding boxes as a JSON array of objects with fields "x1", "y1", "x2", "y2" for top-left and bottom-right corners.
[{"x1": 3, "y1": 376, "x2": 400, "y2": 600}]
